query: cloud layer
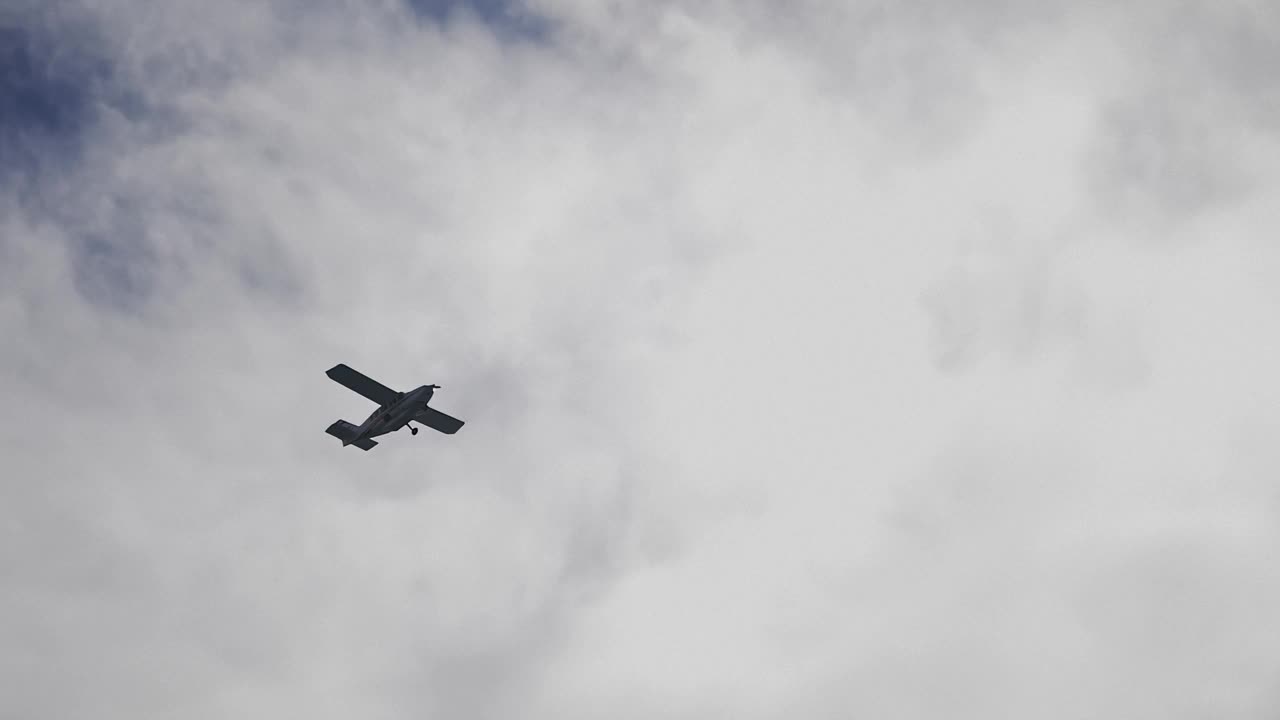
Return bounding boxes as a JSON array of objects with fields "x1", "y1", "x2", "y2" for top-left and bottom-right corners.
[{"x1": 3, "y1": 1, "x2": 1280, "y2": 718}]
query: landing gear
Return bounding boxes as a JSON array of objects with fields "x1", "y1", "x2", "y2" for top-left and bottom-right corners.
[{"x1": 410, "y1": 426, "x2": 419, "y2": 436}]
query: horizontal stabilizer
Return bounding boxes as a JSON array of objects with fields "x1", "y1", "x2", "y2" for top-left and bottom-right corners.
[
  {"x1": 326, "y1": 364, "x2": 398, "y2": 406},
  {"x1": 415, "y1": 407, "x2": 465, "y2": 434},
  {"x1": 326, "y1": 419, "x2": 378, "y2": 450},
  {"x1": 326, "y1": 419, "x2": 358, "y2": 441}
]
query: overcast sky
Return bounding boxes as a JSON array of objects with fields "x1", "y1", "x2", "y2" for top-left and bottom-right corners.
[{"x1": 3, "y1": 1, "x2": 1280, "y2": 717}]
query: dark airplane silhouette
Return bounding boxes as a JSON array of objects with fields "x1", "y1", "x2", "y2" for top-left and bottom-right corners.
[{"x1": 324, "y1": 364, "x2": 464, "y2": 451}]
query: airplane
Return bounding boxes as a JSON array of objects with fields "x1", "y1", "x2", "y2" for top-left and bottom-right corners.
[{"x1": 324, "y1": 363, "x2": 464, "y2": 450}]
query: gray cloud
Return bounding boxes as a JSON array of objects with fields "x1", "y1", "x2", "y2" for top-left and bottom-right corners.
[
  {"x1": 1085, "y1": 3, "x2": 1280, "y2": 229},
  {"x1": 4, "y1": 1, "x2": 1280, "y2": 718}
]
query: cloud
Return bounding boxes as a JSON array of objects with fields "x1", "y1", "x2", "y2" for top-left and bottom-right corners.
[
  {"x1": 3, "y1": 1, "x2": 1280, "y2": 718},
  {"x1": 1084, "y1": 3, "x2": 1280, "y2": 229}
]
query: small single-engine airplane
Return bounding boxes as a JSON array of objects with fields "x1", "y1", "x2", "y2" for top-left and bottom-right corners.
[{"x1": 324, "y1": 363, "x2": 464, "y2": 451}]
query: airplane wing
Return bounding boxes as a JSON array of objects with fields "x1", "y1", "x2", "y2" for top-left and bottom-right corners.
[
  {"x1": 415, "y1": 406, "x2": 465, "y2": 434},
  {"x1": 326, "y1": 364, "x2": 398, "y2": 406}
]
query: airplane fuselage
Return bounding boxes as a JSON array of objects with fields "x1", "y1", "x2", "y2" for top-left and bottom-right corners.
[{"x1": 351, "y1": 384, "x2": 436, "y2": 442}]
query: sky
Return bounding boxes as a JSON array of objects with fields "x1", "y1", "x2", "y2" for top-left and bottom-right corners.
[{"x1": 3, "y1": 0, "x2": 1280, "y2": 717}]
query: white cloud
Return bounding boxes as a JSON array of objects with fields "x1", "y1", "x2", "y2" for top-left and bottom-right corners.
[{"x1": 4, "y1": 2, "x2": 1280, "y2": 718}]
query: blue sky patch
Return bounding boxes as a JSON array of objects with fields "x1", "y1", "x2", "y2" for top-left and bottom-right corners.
[
  {"x1": 405, "y1": 0, "x2": 551, "y2": 42},
  {"x1": 0, "y1": 17, "x2": 113, "y2": 185}
]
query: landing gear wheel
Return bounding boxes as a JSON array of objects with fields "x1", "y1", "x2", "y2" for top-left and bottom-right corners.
[{"x1": 410, "y1": 427, "x2": 419, "y2": 436}]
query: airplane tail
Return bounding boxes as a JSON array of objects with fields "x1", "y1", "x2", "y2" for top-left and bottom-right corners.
[{"x1": 325, "y1": 420, "x2": 378, "y2": 451}]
